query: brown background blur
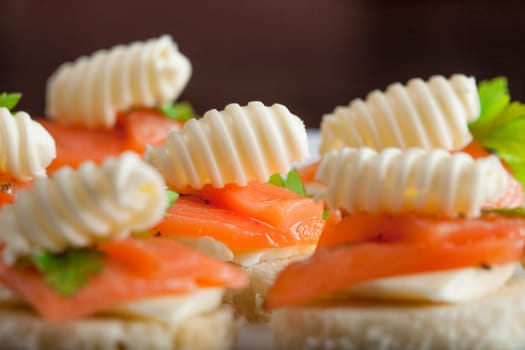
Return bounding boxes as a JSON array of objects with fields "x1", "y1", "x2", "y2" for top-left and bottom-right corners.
[{"x1": 1, "y1": 0, "x2": 524, "y2": 127}]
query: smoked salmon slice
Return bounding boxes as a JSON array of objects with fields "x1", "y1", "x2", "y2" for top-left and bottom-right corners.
[
  {"x1": 39, "y1": 109, "x2": 183, "y2": 172},
  {"x1": 122, "y1": 109, "x2": 183, "y2": 154},
  {"x1": 155, "y1": 182, "x2": 325, "y2": 252},
  {"x1": 317, "y1": 212, "x2": 525, "y2": 248},
  {"x1": 267, "y1": 211, "x2": 525, "y2": 309},
  {"x1": 155, "y1": 196, "x2": 303, "y2": 252},
  {"x1": 39, "y1": 119, "x2": 125, "y2": 171},
  {"x1": 0, "y1": 238, "x2": 248, "y2": 323},
  {"x1": 296, "y1": 161, "x2": 320, "y2": 184},
  {"x1": 192, "y1": 181, "x2": 324, "y2": 238},
  {"x1": 267, "y1": 234, "x2": 525, "y2": 309}
]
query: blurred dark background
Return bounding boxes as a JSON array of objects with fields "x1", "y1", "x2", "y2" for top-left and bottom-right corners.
[{"x1": 1, "y1": 0, "x2": 524, "y2": 127}]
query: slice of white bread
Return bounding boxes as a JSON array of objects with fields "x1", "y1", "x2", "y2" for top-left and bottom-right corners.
[
  {"x1": 224, "y1": 257, "x2": 298, "y2": 323},
  {"x1": 271, "y1": 278, "x2": 525, "y2": 350},
  {"x1": 0, "y1": 305, "x2": 239, "y2": 350}
]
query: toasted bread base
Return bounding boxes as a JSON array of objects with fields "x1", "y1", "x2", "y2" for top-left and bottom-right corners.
[
  {"x1": 271, "y1": 278, "x2": 525, "y2": 350},
  {"x1": 224, "y1": 257, "x2": 302, "y2": 323},
  {"x1": 0, "y1": 306, "x2": 239, "y2": 350}
]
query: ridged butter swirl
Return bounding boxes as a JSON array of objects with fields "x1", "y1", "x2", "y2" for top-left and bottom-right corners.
[
  {"x1": 145, "y1": 101, "x2": 309, "y2": 191},
  {"x1": 0, "y1": 108, "x2": 56, "y2": 180},
  {"x1": 0, "y1": 152, "x2": 167, "y2": 264},
  {"x1": 315, "y1": 147, "x2": 508, "y2": 218},
  {"x1": 46, "y1": 35, "x2": 191, "y2": 128},
  {"x1": 320, "y1": 74, "x2": 479, "y2": 154}
]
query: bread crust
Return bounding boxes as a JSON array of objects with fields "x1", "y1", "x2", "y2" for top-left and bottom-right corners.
[
  {"x1": 271, "y1": 278, "x2": 525, "y2": 350},
  {"x1": 0, "y1": 306, "x2": 239, "y2": 350},
  {"x1": 224, "y1": 257, "x2": 300, "y2": 323}
]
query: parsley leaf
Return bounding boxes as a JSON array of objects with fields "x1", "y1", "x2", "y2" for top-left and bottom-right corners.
[
  {"x1": 166, "y1": 189, "x2": 179, "y2": 208},
  {"x1": 468, "y1": 78, "x2": 525, "y2": 189},
  {"x1": 469, "y1": 77, "x2": 510, "y2": 138},
  {"x1": 32, "y1": 249, "x2": 105, "y2": 296},
  {"x1": 268, "y1": 173, "x2": 286, "y2": 187},
  {"x1": 285, "y1": 168, "x2": 306, "y2": 196},
  {"x1": 0, "y1": 92, "x2": 22, "y2": 111},
  {"x1": 163, "y1": 189, "x2": 180, "y2": 217},
  {"x1": 159, "y1": 102, "x2": 198, "y2": 121},
  {"x1": 482, "y1": 207, "x2": 525, "y2": 217},
  {"x1": 131, "y1": 231, "x2": 153, "y2": 238},
  {"x1": 268, "y1": 168, "x2": 306, "y2": 196},
  {"x1": 479, "y1": 78, "x2": 510, "y2": 121}
]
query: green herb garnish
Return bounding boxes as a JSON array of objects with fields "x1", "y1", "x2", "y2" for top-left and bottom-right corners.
[
  {"x1": 468, "y1": 77, "x2": 525, "y2": 188},
  {"x1": 131, "y1": 231, "x2": 153, "y2": 238},
  {"x1": 268, "y1": 173, "x2": 286, "y2": 187},
  {"x1": 284, "y1": 168, "x2": 306, "y2": 196},
  {"x1": 166, "y1": 189, "x2": 179, "y2": 208},
  {"x1": 0, "y1": 92, "x2": 22, "y2": 111},
  {"x1": 163, "y1": 189, "x2": 180, "y2": 217},
  {"x1": 269, "y1": 168, "x2": 306, "y2": 196},
  {"x1": 32, "y1": 249, "x2": 105, "y2": 296},
  {"x1": 482, "y1": 207, "x2": 525, "y2": 217},
  {"x1": 159, "y1": 102, "x2": 198, "y2": 121}
]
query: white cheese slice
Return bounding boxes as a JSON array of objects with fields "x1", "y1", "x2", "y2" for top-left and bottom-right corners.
[
  {"x1": 108, "y1": 288, "x2": 224, "y2": 325},
  {"x1": 175, "y1": 236, "x2": 315, "y2": 267},
  {"x1": 0, "y1": 283, "x2": 224, "y2": 325},
  {"x1": 347, "y1": 263, "x2": 516, "y2": 302}
]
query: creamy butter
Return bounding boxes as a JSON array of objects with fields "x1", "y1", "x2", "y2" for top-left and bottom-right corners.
[
  {"x1": 320, "y1": 74, "x2": 479, "y2": 154},
  {"x1": 145, "y1": 101, "x2": 309, "y2": 191},
  {"x1": 347, "y1": 264, "x2": 516, "y2": 302},
  {"x1": 0, "y1": 152, "x2": 167, "y2": 264},
  {"x1": 175, "y1": 236, "x2": 315, "y2": 267},
  {"x1": 315, "y1": 147, "x2": 508, "y2": 217},
  {"x1": 0, "y1": 108, "x2": 56, "y2": 180},
  {"x1": 46, "y1": 35, "x2": 191, "y2": 128}
]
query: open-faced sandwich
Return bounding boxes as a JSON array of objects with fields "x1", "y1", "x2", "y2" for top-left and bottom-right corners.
[
  {"x1": 299, "y1": 74, "x2": 524, "y2": 197},
  {"x1": 41, "y1": 35, "x2": 194, "y2": 171},
  {"x1": 145, "y1": 101, "x2": 325, "y2": 322},
  {"x1": 267, "y1": 75, "x2": 525, "y2": 349},
  {"x1": 0, "y1": 150, "x2": 248, "y2": 349},
  {"x1": 12, "y1": 35, "x2": 326, "y2": 324}
]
